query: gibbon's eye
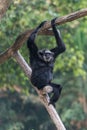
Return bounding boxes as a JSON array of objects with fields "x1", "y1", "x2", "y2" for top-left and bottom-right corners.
[
  {"x1": 39, "y1": 52, "x2": 43, "y2": 55},
  {"x1": 38, "y1": 50, "x2": 43, "y2": 57}
]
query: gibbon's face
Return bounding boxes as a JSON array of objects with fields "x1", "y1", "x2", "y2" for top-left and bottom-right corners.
[{"x1": 38, "y1": 49, "x2": 54, "y2": 62}]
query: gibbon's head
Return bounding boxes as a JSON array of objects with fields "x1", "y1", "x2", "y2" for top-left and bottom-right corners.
[{"x1": 38, "y1": 49, "x2": 54, "y2": 62}]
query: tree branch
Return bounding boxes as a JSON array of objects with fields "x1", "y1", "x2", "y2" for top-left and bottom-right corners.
[
  {"x1": 0, "y1": 8, "x2": 87, "y2": 64},
  {"x1": 0, "y1": 0, "x2": 12, "y2": 19},
  {"x1": 13, "y1": 51, "x2": 66, "y2": 130},
  {"x1": 1, "y1": 8, "x2": 87, "y2": 129}
]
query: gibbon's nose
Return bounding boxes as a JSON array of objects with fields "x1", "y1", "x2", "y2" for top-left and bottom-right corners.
[{"x1": 46, "y1": 54, "x2": 50, "y2": 59}]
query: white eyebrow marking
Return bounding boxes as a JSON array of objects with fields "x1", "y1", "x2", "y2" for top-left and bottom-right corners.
[{"x1": 45, "y1": 50, "x2": 52, "y2": 53}]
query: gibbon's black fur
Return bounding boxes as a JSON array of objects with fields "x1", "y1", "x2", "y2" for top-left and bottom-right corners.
[{"x1": 27, "y1": 18, "x2": 66, "y2": 106}]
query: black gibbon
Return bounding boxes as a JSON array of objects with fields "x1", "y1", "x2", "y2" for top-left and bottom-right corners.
[{"x1": 27, "y1": 18, "x2": 66, "y2": 106}]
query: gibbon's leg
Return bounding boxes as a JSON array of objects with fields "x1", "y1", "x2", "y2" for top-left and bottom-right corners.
[
  {"x1": 42, "y1": 83, "x2": 62, "y2": 106},
  {"x1": 49, "y1": 83, "x2": 62, "y2": 106}
]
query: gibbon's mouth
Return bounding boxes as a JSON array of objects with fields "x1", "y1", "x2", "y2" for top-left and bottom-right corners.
[{"x1": 44, "y1": 56, "x2": 53, "y2": 62}]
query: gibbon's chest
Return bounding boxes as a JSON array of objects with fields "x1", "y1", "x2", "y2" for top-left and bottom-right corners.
[
  {"x1": 31, "y1": 59, "x2": 54, "y2": 85},
  {"x1": 36, "y1": 60, "x2": 54, "y2": 69},
  {"x1": 31, "y1": 59, "x2": 54, "y2": 70}
]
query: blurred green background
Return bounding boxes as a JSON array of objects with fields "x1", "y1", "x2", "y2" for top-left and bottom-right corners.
[{"x1": 0, "y1": 0, "x2": 87, "y2": 130}]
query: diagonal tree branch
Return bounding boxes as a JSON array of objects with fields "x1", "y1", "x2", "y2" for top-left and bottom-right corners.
[
  {"x1": 13, "y1": 51, "x2": 66, "y2": 130},
  {"x1": 0, "y1": 8, "x2": 87, "y2": 64}
]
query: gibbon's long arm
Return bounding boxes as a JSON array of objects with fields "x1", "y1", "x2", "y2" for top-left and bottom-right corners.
[
  {"x1": 50, "y1": 18, "x2": 66, "y2": 58},
  {"x1": 27, "y1": 21, "x2": 46, "y2": 58}
]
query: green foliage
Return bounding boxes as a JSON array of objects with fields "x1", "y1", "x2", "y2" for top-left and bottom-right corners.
[
  {"x1": 0, "y1": 97, "x2": 24, "y2": 130},
  {"x1": 61, "y1": 102, "x2": 86, "y2": 130},
  {"x1": 0, "y1": 90, "x2": 56, "y2": 130},
  {"x1": 0, "y1": 0, "x2": 87, "y2": 129}
]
